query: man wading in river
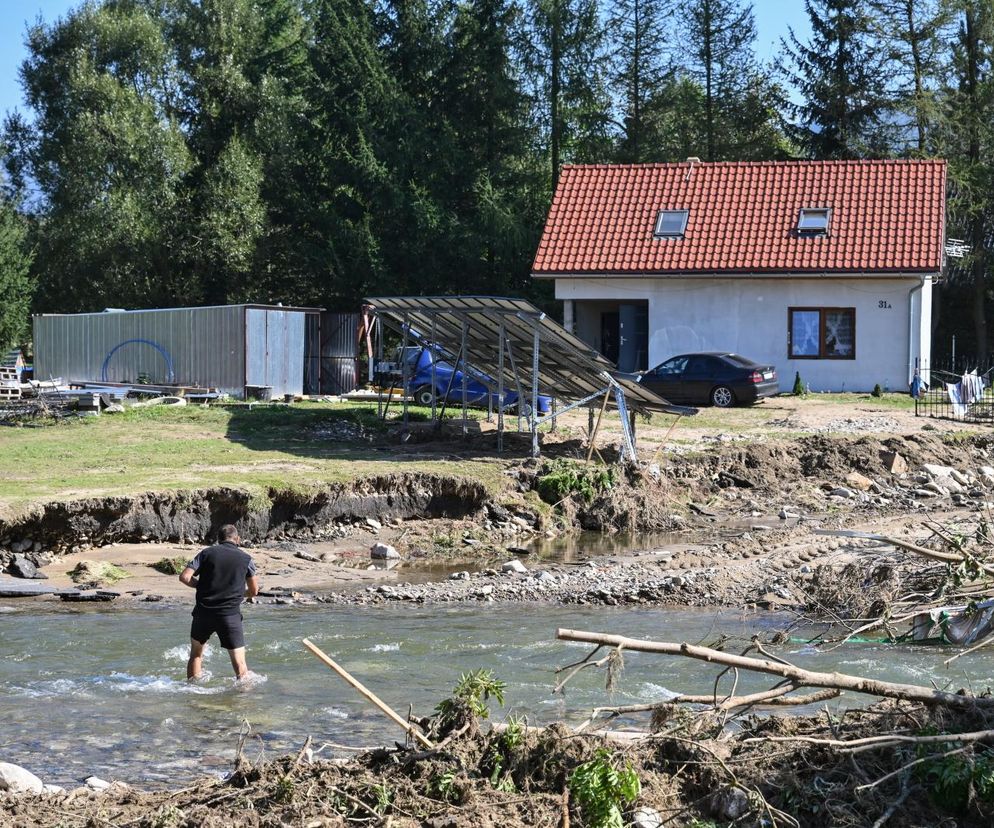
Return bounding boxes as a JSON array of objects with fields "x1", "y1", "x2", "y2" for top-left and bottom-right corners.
[{"x1": 179, "y1": 524, "x2": 260, "y2": 680}]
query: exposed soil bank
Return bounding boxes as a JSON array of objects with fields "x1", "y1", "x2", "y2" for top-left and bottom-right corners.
[{"x1": 0, "y1": 473, "x2": 488, "y2": 559}]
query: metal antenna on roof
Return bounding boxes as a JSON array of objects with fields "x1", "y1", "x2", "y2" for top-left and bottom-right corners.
[{"x1": 684, "y1": 157, "x2": 701, "y2": 183}]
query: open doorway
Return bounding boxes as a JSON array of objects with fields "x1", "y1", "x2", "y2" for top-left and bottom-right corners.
[{"x1": 574, "y1": 300, "x2": 648, "y2": 372}]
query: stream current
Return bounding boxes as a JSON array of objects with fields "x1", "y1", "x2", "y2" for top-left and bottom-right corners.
[{"x1": 3, "y1": 602, "x2": 994, "y2": 788}]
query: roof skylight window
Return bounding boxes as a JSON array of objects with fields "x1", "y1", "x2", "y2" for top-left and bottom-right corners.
[
  {"x1": 654, "y1": 209, "x2": 689, "y2": 238},
  {"x1": 798, "y1": 207, "x2": 831, "y2": 235}
]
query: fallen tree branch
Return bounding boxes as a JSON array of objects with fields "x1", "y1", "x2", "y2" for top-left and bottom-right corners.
[
  {"x1": 743, "y1": 728, "x2": 994, "y2": 751},
  {"x1": 556, "y1": 628, "x2": 994, "y2": 710},
  {"x1": 875, "y1": 535, "x2": 994, "y2": 578}
]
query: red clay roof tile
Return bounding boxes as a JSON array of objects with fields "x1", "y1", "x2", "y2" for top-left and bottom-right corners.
[{"x1": 532, "y1": 160, "x2": 946, "y2": 275}]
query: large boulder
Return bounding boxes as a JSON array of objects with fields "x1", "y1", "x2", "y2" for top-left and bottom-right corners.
[
  {"x1": 8, "y1": 555, "x2": 46, "y2": 580},
  {"x1": 370, "y1": 542, "x2": 399, "y2": 560},
  {"x1": 0, "y1": 762, "x2": 44, "y2": 794}
]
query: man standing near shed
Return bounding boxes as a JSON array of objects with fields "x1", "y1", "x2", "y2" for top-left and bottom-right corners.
[{"x1": 179, "y1": 524, "x2": 259, "y2": 680}]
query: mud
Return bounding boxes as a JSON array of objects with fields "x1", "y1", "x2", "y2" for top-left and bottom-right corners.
[{"x1": 4, "y1": 699, "x2": 992, "y2": 827}]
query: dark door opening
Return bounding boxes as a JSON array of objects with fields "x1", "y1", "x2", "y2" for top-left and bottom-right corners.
[{"x1": 600, "y1": 312, "x2": 619, "y2": 364}]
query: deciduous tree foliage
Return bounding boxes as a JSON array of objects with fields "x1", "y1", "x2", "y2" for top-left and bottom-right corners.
[{"x1": 0, "y1": 181, "x2": 33, "y2": 352}]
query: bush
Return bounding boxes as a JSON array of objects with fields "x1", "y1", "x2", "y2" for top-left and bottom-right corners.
[
  {"x1": 872, "y1": 383, "x2": 884, "y2": 398},
  {"x1": 568, "y1": 748, "x2": 641, "y2": 828},
  {"x1": 792, "y1": 371, "x2": 805, "y2": 396},
  {"x1": 536, "y1": 460, "x2": 614, "y2": 504}
]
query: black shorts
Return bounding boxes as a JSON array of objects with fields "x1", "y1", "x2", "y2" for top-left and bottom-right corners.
[{"x1": 191, "y1": 612, "x2": 245, "y2": 650}]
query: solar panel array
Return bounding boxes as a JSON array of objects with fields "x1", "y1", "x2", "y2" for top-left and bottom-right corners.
[{"x1": 366, "y1": 296, "x2": 691, "y2": 415}]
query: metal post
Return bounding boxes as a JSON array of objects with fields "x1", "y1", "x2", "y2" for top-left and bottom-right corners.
[
  {"x1": 531, "y1": 324, "x2": 540, "y2": 458},
  {"x1": 401, "y1": 313, "x2": 410, "y2": 425},
  {"x1": 376, "y1": 317, "x2": 384, "y2": 420},
  {"x1": 504, "y1": 335, "x2": 525, "y2": 433},
  {"x1": 430, "y1": 314, "x2": 437, "y2": 423},
  {"x1": 461, "y1": 319, "x2": 469, "y2": 436},
  {"x1": 588, "y1": 405, "x2": 594, "y2": 440},
  {"x1": 551, "y1": 398, "x2": 557, "y2": 432},
  {"x1": 497, "y1": 321, "x2": 505, "y2": 453}
]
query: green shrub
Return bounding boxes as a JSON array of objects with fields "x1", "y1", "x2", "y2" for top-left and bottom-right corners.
[
  {"x1": 872, "y1": 383, "x2": 884, "y2": 398},
  {"x1": 536, "y1": 460, "x2": 615, "y2": 504},
  {"x1": 568, "y1": 748, "x2": 641, "y2": 828},
  {"x1": 792, "y1": 371, "x2": 805, "y2": 396}
]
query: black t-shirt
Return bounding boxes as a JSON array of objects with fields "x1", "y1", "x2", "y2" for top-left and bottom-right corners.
[{"x1": 186, "y1": 542, "x2": 256, "y2": 616}]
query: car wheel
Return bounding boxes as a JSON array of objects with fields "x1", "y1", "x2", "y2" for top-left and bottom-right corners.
[
  {"x1": 711, "y1": 385, "x2": 735, "y2": 408},
  {"x1": 414, "y1": 386, "x2": 436, "y2": 406}
]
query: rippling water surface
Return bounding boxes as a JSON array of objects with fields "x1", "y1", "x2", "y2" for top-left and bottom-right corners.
[{"x1": 2, "y1": 602, "x2": 991, "y2": 787}]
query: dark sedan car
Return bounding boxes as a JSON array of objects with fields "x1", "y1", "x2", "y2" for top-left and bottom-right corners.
[{"x1": 637, "y1": 352, "x2": 779, "y2": 407}]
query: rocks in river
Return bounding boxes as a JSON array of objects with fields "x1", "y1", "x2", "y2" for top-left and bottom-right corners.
[
  {"x1": 501, "y1": 559, "x2": 528, "y2": 574},
  {"x1": 0, "y1": 761, "x2": 44, "y2": 794},
  {"x1": 370, "y1": 542, "x2": 399, "y2": 560},
  {"x1": 85, "y1": 776, "x2": 111, "y2": 790}
]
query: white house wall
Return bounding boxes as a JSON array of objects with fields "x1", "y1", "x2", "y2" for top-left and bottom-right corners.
[{"x1": 555, "y1": 276, "x2": 933, "y2": 393}]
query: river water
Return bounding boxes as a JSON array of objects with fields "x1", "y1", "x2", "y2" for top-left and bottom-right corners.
[{"x1": 2, "y1": 602, "x2": 992, "y2": 788}]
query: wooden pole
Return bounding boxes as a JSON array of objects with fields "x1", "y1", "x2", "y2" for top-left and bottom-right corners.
[
  {"x1": 302, "y1": 638, "x2": 434, "y2": 748},
  {"x1": 585, "y1": 390, "x2": 610, "y2": 464},
  {"x1": 649, "y1": 415, "x2": 682, "y2": 465},
  {"x1": 555, "y1": 628, "x2": 994, "y2": 710}
]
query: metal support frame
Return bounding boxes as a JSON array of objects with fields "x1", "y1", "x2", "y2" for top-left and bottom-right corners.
[
  {"x1": 497, "y1": 321, "x2": 505, "y2": 453},
  {"x1": 503, "y1": 334, "x2": 526, "y2": 432},
  {"x1": 376, "y1": 319, "x2": 384, "y2": 419},
  {"x1": 461, "y1": 319, "x2": 469, "y2": 435},
  {"x1": 534, "y1": 387, "x2": 608, "y2": 425},
  {"x1": 430, "y1": 314, "x2": 437, "y2": 421},
  {"x1": 401, "y1": 313, "x2": 410, "y2": 425},
  {"x1": 531, "y1": 324, "x2": 540, "y2": 458}
]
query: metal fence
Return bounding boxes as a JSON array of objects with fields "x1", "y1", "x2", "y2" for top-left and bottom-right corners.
[{"x1": 914, "y1": 363, "x2": 994, "y2": 422}]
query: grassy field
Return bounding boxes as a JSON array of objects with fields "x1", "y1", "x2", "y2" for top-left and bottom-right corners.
[
  {"x1": 0, "y1": 401, "x2": 504, "y2": 509},
  {"x1": 0, "y1": 391, "x2": 943, "y2": 511}
]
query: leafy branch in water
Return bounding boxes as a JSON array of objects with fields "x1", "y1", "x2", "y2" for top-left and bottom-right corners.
[{"x1": 435, "y1": 669, "x2": 507, "y2": 722}]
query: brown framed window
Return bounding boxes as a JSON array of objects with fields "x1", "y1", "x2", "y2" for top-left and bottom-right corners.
[{"x1": 788, "y1": 307, "x2": 855, "y2": 359}]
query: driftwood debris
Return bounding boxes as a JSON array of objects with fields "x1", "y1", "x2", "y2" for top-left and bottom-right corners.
[
  {"x1": 302, "y1": 637, "x2": 434, "y2": 748},
  {"x1": 556, "y1": 628, "x2": 994, "y2": 710}
]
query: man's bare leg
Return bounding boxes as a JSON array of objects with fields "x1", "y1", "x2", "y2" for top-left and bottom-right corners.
[
  {"x1": 227, "y1": 647, "x2": 249, "y2": 679},
  {"x1": 187, "y1": 638, "x2": 206, "y2": 680}
]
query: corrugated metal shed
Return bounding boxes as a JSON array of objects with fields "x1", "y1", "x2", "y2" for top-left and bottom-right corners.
[{"x1": 34, "y1": 304, "x2": 320, "y2": 399}]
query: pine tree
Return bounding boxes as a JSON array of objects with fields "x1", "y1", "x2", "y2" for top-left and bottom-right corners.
[
  {"x1": 526, "y1": 0, "x2": 613, "y2": 186},
  {"x1": 606, "y1": 0, "x2": 672, "y2": 162},
  {"x1": 869, "y1": 0, "x2": 952, "y2": 155},
  {"x1": 939, "y1": 2, "x2": 994, "y2": 360},
  {"x1": 441, "y1": 0, "x2": 542, "y2": 293},
  {"x1": 780, "y1": 0, "x2": 893, "y2": 159},
  {"x1": 677, "y1": 0, "x2": 788, "y2": 160}
]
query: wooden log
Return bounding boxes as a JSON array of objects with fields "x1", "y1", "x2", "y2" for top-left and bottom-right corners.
[
  {"x1": 585, "y1": 390, "x2": 610, "y2": 464},
  {"x1": 302, "y1": 638, "x2": 434, "y2": 748},
  {"x1": 556, "y1": 628, "x2": 994, "y2": 710}
]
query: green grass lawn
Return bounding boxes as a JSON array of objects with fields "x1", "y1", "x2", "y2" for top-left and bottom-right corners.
[{"x1": 0, "y1": 401, "x2": 504, "y2": 510}]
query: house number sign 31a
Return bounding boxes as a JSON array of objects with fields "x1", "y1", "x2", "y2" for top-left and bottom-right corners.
[{"x1": 878, "y1": 300, "x2": 892, "y2": 309}]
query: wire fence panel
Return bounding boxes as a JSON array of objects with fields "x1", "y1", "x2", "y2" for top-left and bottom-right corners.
[{"x1": 915, "y1": 362, "x2": 994, "y2": 422}]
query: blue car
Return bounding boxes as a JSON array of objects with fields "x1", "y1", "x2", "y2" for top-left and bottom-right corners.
[{"x1": 402, "y1": 347, "x2": 552, "y2": 414}]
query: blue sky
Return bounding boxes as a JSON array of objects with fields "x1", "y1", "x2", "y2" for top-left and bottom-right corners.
[{"x1": 0, "y1": 1, "x2": 811, "y2": 119}]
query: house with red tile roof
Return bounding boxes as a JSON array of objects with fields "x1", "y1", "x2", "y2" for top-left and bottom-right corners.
[{"x1": 532, "y1": 159, "x2": 946, "y2": 394}]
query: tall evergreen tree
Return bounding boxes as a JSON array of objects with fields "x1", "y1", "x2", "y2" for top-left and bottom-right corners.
[
  {"x1": 939, "y1": 2, "x2": 994, "y2": 359},
  {"x1": 677, "y1": 0, "x2": 788, "y2": 160},
  {"x1": 607, "y1": 0, "x2": 672, "y2": 162},
  {"x1": 869, "y1": 0, "x2": 952, "y2": 155},
  {"x1": 527, "y1": 0, "x2": 612, "y2": 186},
  {"x1": 780, "y1": 0, "x2": 893, "y2": 159},
  {"x1": 441, "y1": 0, "x2": 542, "y2": 293}
]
